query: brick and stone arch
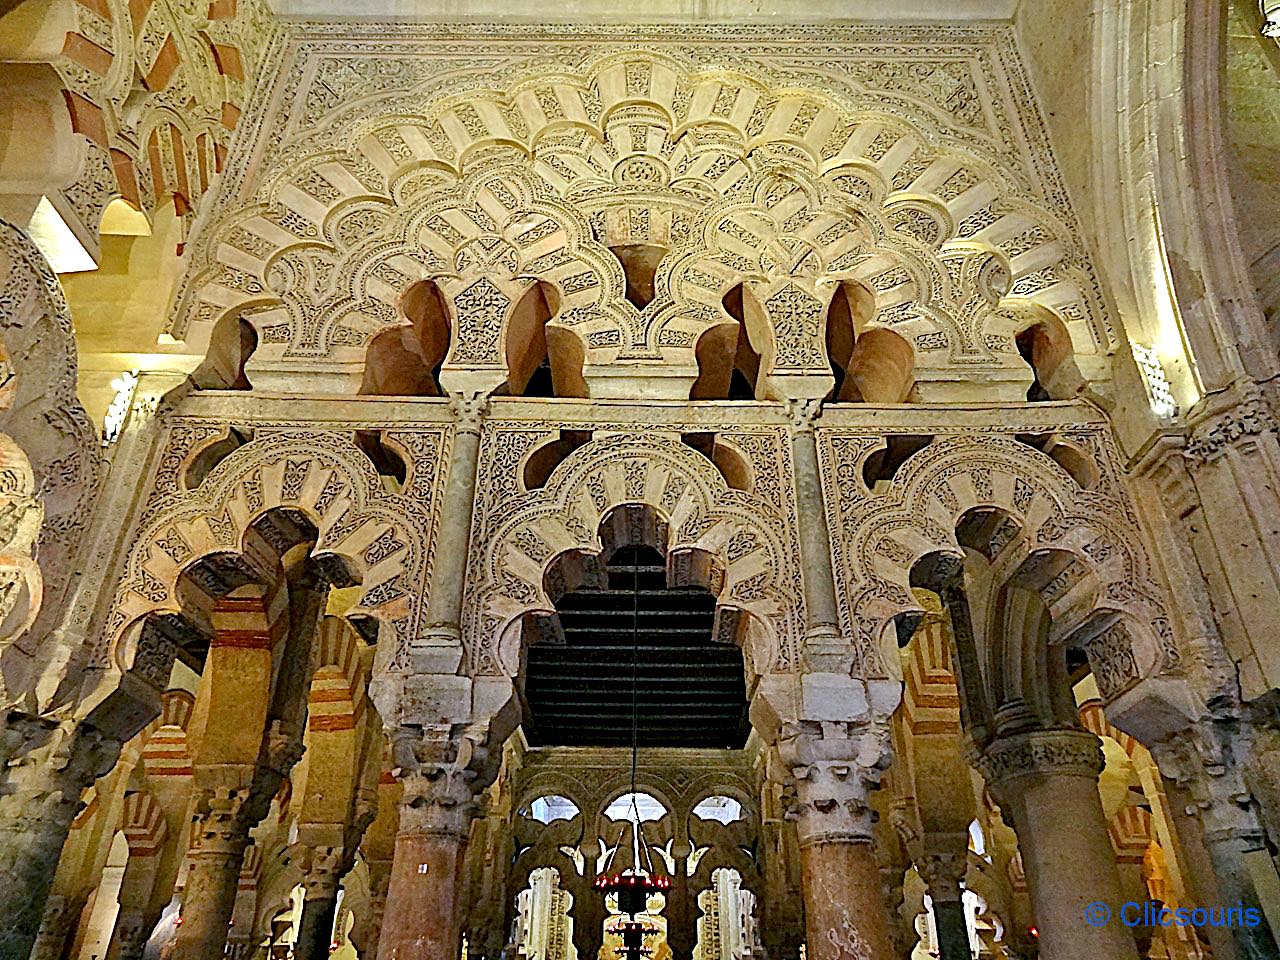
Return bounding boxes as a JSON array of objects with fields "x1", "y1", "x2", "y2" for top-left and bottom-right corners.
[
  {"x1": 466, "y1": 430, "x2": 804, "y2": 683},
  {"x1": 91, "y1": 428, "x2": 447, "y2": 732}
]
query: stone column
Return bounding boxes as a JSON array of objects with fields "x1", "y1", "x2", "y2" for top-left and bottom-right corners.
[
  {"x1": 917, "y1": 851, "x2": 970, "y2": 960},
  {"x1": 377, "y1": 732, "x2": 484, "y2": 960},
  {"x1": 0, "y1": 716, "x2": 121, "y2": 960},
  {"x1": 1152, "y1": 728, "x2": 1279, "y2": 960},
  {"x1": 977, "y1": 729, "x2": 1138, "y2": 960},
  {"x1": 569, "y1": 863, "x2": 607, "y2": 960},
  {"x1": 780, "y1": 725, "x2": 897, "y2": 960},
  {"x1": 784, "y1": 400, "x2": 844, "y2": 663},
  {"x1": 103, "y1": 906, "x2": 157, "y2": 960},
  {"x1": 877, "y1": 863, "x2": 913, "y2": 960},
  {"x1": 29, "y1": 894, "x2": 79, "y2": 960},
  {"x1": 293, "y1": 846, "x2": 344, "y2": 960},
  {"x1": 171, "y1": 790, "x2": 254, "y2": 960},
  {"x1": 420, "y1": 394, "x2": 487, "y2": 659},
  {"x1": 361, "y1": 860, "x2": 393, "y2": 960}
]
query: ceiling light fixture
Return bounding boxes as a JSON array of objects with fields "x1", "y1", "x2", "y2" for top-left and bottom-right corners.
[{"x1": 594, "y1": 547, "x2": 671, "y2": 952}]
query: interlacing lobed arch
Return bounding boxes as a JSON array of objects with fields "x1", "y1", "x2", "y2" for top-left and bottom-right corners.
[
  {"x1": 817, "y1": 428, "x2": 1181, "y2": 722},
  {"x1": 169, "y1": 49, "x2": 1111, "y2": 402},
  {"x1": 466, "y1": 426, "x2": 804, "y2": 679},
  {"x1": 99, "y1": 428, "x2": 449, "y2": 687}
]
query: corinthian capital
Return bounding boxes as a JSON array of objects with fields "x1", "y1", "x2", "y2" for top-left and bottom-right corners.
[
  {"x1": 447, "y1": 392, "x2": 490, "y2": 436},
  {"x1": 189, "y1": 788, "x2": 253, "y2": 858},
  {"x1": 784, "y1": 397, "x2": 823, "y2": 436},
  {"x1": 776, "y1": 720, "x2": 892, "y2": 845},
  {"x1": 1149, "y1": 722, "x2": 1265, "y2": 847},
  {"x1": 916, "y1": 848, "x2": 968, "y2": 903},
  {"x1": 0, "y1": 716, "x2": 121, "y2": 826},
  {"x1": 390, "y1": 725, "x2": 490, "y2": 839},
  {"x1": 291, "y1": 843, "x2": 346, "y2": 901}
]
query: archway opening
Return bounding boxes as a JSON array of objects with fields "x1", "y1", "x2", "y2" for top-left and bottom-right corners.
[
  {"x1": 826, "y1": 281, "x2": 914, "y2": 403},
  {"x1": 503, "y1": 282, "x2": 588, "y2": 398},
  {"x1": 524, "y1": 528, "x2": 749, "y2": 749},
  {"x1": 1014, "y1": 311, "x2": 1080, "y2": 403},
  {"x1": 360, "y1": 279, "x2": 450, "y2": 396},
  {"x1": 609, "y1": 243, "x2": 667, "y2": 310},
  {"x1": 689, "y1": 285, "x2": 762, "y2": 400}
]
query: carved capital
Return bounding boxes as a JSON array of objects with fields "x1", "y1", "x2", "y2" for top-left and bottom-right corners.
[
  {"x1": 390, "y1": 725, "x2": 490, "y2": 839},
  {"x1": 189, "y1": 789, "x2": 253, "y2": 859},
  {"x1": 776, "y1": 720, "x2": 892, "y2": 845},
  {"x1": 293, "y1": 844, "x2": 345, "y2": 901},
  {"x1": 264, "y1": 720, "x2": 306, "y2": 776},
  {"x1": 784, "y1": 398, "x2": 822, "y2": 436},
  {"x1": 110, "y1": 907, "x2": 151, "y2": 959},
  {"x1": 0, "y1": 715, "x2": 122, "y2": 832},
  {"x1": 916, "y1": 849, "x2": 968, "y2": 903},
  {"x1": 976, "y1": 728, "x2": 1104, "y2": 794},
  {"x1": 1184, "y1": 387, "x2": 1278, "y2": 464},
  {"x1": 447, "y1": 392, "x2": 490, "y2": 437},
  {"x1": 1150, "y1": 723, "x2": 1265, "y2": 847}
]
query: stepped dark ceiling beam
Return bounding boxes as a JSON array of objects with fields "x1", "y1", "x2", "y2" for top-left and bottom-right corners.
[{"x1": 524, "y1": 544, "x2": 750, "y2": 750}]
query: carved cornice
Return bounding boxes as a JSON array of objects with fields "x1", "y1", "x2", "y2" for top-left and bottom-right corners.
[{"x1": 1185, "y1": 399, "x2": 1277, "y2": 464}]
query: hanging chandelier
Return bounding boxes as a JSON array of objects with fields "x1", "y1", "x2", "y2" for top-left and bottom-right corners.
[
  {"x1": 594, "y1": 545, "x2": 671, "y2": 955},
  {"x1": 594, "y1": 859, "x2": 673, "y2": 917},
  {"x1": 605, "y1": 919, "x2": 662, "y2": 960}
]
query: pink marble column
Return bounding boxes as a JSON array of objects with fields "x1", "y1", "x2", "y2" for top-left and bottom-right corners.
[
  {"x1": 800, "y1": 838, "x2": 896, "y2": 960},
  {"x1": 376, "y1": 751, "x2": 479, "y2": 960},
  {"x1": 779, "y1": 724, "x2": 897, "y2": 960},
  {"x1": 377, "y1": 829, "x2": 469, "y2": 960}
]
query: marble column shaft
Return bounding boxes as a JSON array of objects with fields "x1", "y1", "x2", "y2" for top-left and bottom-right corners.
[
  {"x1": 171, "y1": 792, "x2": 253, "y2": 960},
  {"x1": 422, "y1": 395, "x2": 486, "y2": 650},
  {"x1": 918, "y1": 851, "x2": 970, "y2": 960},
  {"x1": 376, "y1": 760, "x2": 479, "y2": 960},
  {"x1": 28, "y1": 895, "x2": 80, "y2": 960},
  {"x1": 786, "y1": 401, "x2": 841, "y2": 648},
  {"x1": 980, "y1": 729, "x2": 1138, "y2": 960},
  {"x1": 377, "y1": 828, "x2": 468, "y2": 960},
  {"x1": 293, "y1": 847, "x2": 345, "y2": 960}
]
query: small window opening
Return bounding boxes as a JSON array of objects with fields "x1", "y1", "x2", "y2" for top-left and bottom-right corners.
[
  {"x1": 524, "y1": 430, "x2": 593, "y2": 490},
  {"x1": 354, "y1": 430, "x2": 408, "y2": 494}
]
